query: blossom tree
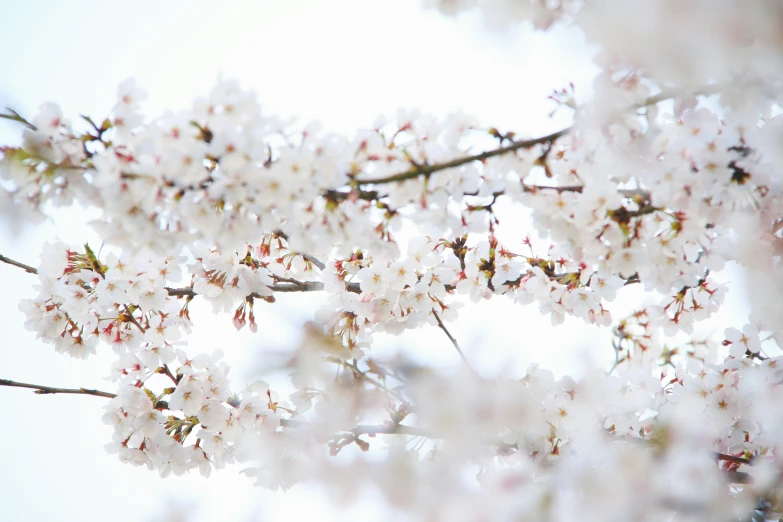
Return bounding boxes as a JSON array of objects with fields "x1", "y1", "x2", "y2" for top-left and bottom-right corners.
[{"x1": 2, "y1": 0, "x2": 783, "y2": 520}]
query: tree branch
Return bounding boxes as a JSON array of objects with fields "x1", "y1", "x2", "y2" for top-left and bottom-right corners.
[
  {"x1": 164, "y1": 280, "x2": 361, "y2": 299},
  {"x1": 0, "y1": 250, "x2": 636, "y2": 306},
  {"x1": 299, "y1": 253, "x2": 326, "y2": 271},
  {"x1": 0, "y1": 108, "x2": 37, "y2": 131},
  {"x1": 0, "y1": 378, "x2": 116, "y2": 398},
  {"x1": 0, "y1": 251, "x2": 358, "y2": 299},
  {"x1": 0, "y1": 254, "x2": 38, "y2": 274},
  {"x1": 356, "y1": 128, "x2": 570, "y2": 186}
]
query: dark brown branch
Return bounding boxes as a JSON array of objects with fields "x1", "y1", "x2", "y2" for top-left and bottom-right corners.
[
  {"x1": 357, "y1": 128, "x2": 570, "y2": 186},
  {"x1": 322, "y1": 188, "x2": 380, "y2": 202},
  {"x1": 432, "y1": 309, "x2": 479, "y2": 377},
  {"x1": 0, "y1": 378, "x2": 116, "y2": 398},
  {"x1": 123, "y1": 304, "x2": 147, "y2": 332},
  {"x1": 164, "y1": 287, "x2": 197, "y2": 297},
  {"x1": 623, "y1": 273, "x2": 640, "y2": 286}
]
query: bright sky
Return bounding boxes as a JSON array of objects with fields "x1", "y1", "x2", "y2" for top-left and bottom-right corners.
[{"x1": 0, "y1": 2, "x2": 751, "y2": 521}]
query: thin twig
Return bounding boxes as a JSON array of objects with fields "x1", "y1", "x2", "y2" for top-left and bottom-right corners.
[
  {"x1": 0, "y1": 378, "x2": 116, "y2": 398},
  {"x1": 0, "y1": 254, "x2": 38, "y2": 274},
  {"x1": 432, "y1": 309, "x2": 479, "y2": 377},
  {"x1": 0, "y1": 108, "x2": 37, "y2": 130},
  {"x1": 123, "y1": 304, "x2": 146, "y2": 332},
  {"x1": 333, "y1": 358, "x2": 407, "y2": 402},
  {"x1": 607, "y1": 338, "x2": 623, "y2": 376}
]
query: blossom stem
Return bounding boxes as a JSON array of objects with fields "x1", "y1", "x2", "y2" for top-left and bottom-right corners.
[{"x1": 0, "y1": 378, "x2": 116, "y2": 398}]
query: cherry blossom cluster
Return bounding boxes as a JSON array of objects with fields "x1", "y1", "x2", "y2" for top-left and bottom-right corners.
[
  {"x1": 2, "y1": 77, "x2": 778, "y2": 331},
  {"x1": 6, "y1": 233, "x2": 783, "y2": 518},
  {"x1": 317, "y1": 233, "x2": 620, "y2": 357},
  {"x1": 18, "y1": 241, "x2": 190, "y2": 359},
  {"x1": 102, "y1": 346, "x2": 296, "y2": 479},
  {"x1": 357, "y1": 354, "x2": 779, "y2": 520},
  {"x1": 261, "y1": 321, "x2": 783, "y2": 520}
]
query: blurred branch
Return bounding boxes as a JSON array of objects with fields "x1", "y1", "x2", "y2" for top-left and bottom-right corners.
[
  {"x1": 330, "y1": 357, "x2": 407, "y2": 402},
  {"x1": 0, "y1": 108, "x2": 36, "y2": 130},
  {"x1": 0, "y1": 377, "x2": 761, "y2": 479},
  {"x1": 432, "y1": 309, "x2": 478, "y2": 377}
]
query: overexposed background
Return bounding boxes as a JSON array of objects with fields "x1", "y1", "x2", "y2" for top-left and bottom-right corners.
[{"x1": 0, "y1": 2, "x2": 749, "y2": 521}]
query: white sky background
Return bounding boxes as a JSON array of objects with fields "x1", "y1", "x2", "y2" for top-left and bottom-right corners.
[{"x1": 0, "y1": 1, "x2": 754, "y2": 521}]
